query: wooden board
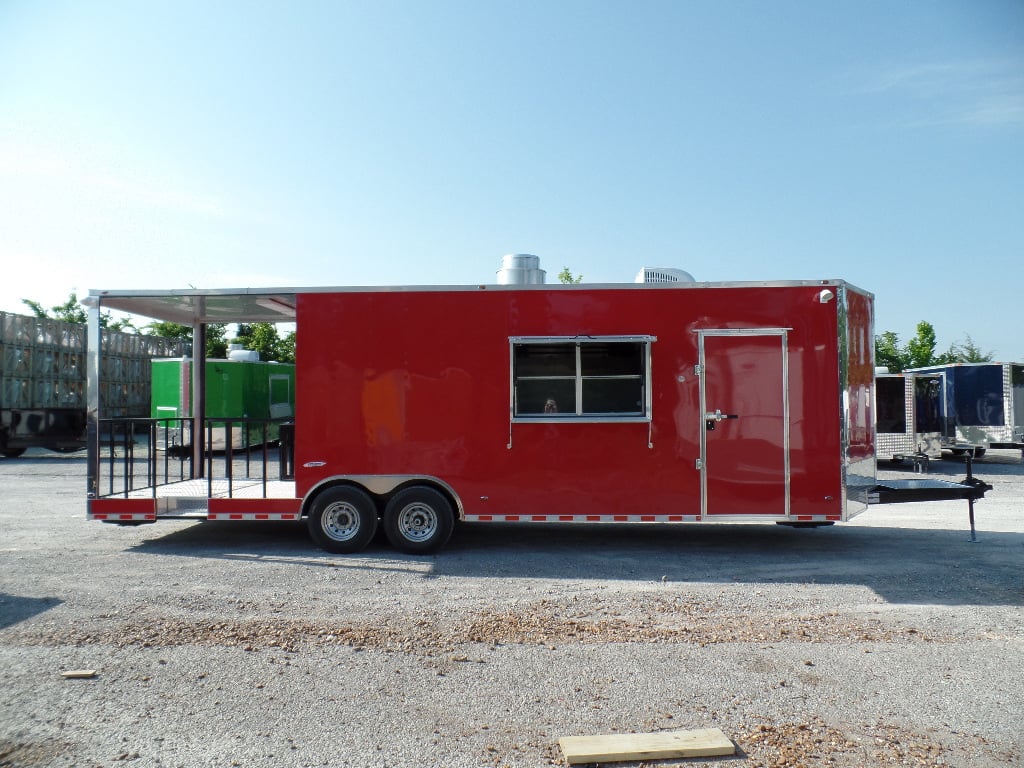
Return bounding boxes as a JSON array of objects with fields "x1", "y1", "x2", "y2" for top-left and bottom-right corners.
[
  {"x1": 559, "y1": 727, "x2": 734, "y2": 765},
  {"x1": 60, "y1": 670, "x2": 96, "y2": 679}
]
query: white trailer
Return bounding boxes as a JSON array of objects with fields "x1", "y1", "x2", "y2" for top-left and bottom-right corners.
[{"x1": 874, "y1": 371, "x2": 943, "y2": 468}]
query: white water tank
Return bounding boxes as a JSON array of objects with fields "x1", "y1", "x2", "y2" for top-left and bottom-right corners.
[
  {"x1": 496, "y1": 254, "x2": 546, "y2": 285},
  {"x1": 634, "y1": 267, "x2": 696, "y2": 284},
  {"x1": 228, "y1": 348, "x2": 260, "y2": 361}
]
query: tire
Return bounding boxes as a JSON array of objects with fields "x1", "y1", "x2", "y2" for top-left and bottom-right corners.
[
  {"x1": 307, "y1": 486, "x2": 379, "y2": 554},
  {"x1": 776, "y1": 521, "x2": 835, "y2": 528},
  {"x1": 383, "y1": 486, "x2": 455, "y2": 554},
  {"x1": 972, "y1": 448, "x2": 986, "y2": 458},
  {"x1": 2, "y1": 447, "x2": 27, "y2": 458},
  {"x1": 951, "y1": 448, "x2": 966, "y2": 456}
]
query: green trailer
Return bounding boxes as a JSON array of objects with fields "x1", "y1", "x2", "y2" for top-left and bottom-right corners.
[{"x1": 151, "y1": 355, "x2": 295, "y2": 450}]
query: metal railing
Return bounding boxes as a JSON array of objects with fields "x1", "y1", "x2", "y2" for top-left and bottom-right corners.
[{"x1": 96, "y1": 417, "x2": 295, "y2": 499}]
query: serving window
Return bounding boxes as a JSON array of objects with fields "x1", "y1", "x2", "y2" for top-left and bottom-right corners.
[{"x1": 511, "y1": 336, "x2": 654, "y2": 420}]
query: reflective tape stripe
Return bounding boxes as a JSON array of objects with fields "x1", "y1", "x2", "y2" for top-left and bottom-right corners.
[
  {"x1": 207, "y1": 512, "x2": 300, "y2": 521},
  {"x1": 89, "y1": 498, "x2": 156, "y2": 522},
  {"x1": 91, "y1": 512, "x2": 156, "y2": 522},
  {"x1": 464, "y1": 513, "x2": 702, "y2": 523}
]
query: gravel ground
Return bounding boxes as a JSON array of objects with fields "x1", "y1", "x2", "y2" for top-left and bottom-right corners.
[{"x1": 1, "y1": 450, "x2": 1022, "y2": 768}]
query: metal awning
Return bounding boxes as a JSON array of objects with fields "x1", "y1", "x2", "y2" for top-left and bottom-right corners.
[{"x1": 87, "y1": 288, "x2": 299, "y2": 324}]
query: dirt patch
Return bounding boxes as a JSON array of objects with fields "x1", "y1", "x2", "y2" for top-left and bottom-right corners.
[
  {"x1": 0, "y1": 738, "x2": 69, "y2": 768},
  {"x1": 6, "y1": 595, "x2": 949, "y2": 654},
  {"x1": 737, "y1": 717, "x2": 949, "y2": 768}
]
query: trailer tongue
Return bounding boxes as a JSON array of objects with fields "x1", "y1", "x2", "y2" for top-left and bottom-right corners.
[{"x1": 869, "y1": 456, "x2": 992, "y2": 542}]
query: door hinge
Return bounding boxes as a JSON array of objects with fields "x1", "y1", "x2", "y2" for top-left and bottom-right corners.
[
  {"x1": 693, "y1": 364, "x2": 703, "y2": 376},
  {"x1": 695, "y1": 458, "x2": 704, "y2": 470}
]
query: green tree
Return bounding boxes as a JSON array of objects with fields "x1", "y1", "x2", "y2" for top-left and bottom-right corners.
[
  {"x1": 557, "y1": 267, "x2": 583, "y2": 284},
  {"x1": 234, "y1": 322, "x2": 293, "y2": 362},
  {"x1": 280, "y1": 330, "x2": 296, "y2": 363},
  {"x1": 876, "y1": 321, "x2": 990, "y2": 372},
  {"x1": 21, "y1": 299, "x2": 51, "y2": 320},
  {"x1": 146, "y1": 321, "x2": 190, "y2": 339},
  {"x1": 204, "y1": 324, "x2": 229, "y2": 359},
  {"x1": 50, "y1": 294, "x2": 90, "y2": 325},
  {"x1": 145, "y1": 321, "x2": 227, "y2": 358},
  {"x1": 905, "y1": 321, "x2": 943, "y2": 369},
  {"x1": 947, "y1": 334, "x2": 993, "y2": 363},
  {"x1": 21, "y1": 292, "x2": 135, "y2": 330},
  {"x1": 875, "y1": 330, "x2": 908, "y2": 372}
]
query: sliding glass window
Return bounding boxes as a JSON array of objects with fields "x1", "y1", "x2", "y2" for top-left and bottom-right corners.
[{"x1": 511, "y1": 336, "x2": 653, "y2": 420}]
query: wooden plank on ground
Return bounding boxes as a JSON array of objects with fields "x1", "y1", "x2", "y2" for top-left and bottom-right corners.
[
  {"x1": 60, "y1": 670, "x2": 97, "y2": 679},
  {"x1": 559, "y1": 727, "x2": 734, "y2": 765}
]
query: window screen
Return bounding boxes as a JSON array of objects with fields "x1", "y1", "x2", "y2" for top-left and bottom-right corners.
[{"x1": 512, "y1": 338, "x2": 650, "y2": 418}]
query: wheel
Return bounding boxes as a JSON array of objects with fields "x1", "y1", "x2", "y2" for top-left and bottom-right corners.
[
  {"x1": 972, "y1": 448, "x2": 986, "y2": 458},
  {"x1": 307, "y1": 486, "x2": 378, "y2": 554},
  {"x1": 383, "y1": 486, "x2": 455, "y2": 554},
  {"x1": 2, "y1": 447, "x2": 27, "y2": 458},
  {"x1": 950, "y1": 448, "x2": 966, "y2": 456},
  {"x1": 776, "y1": 521, "x2": 835, "y2": 528}
]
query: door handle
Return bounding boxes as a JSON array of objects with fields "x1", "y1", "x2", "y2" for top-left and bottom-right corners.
[
  {"x1": 705, "y1": 409, "x2": 739, "y2": 431},
  {"x1": 705, "y1": 409, "x2": 739, "y2": 421}
]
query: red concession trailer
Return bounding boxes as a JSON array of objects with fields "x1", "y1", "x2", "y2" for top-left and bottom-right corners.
[{"x1": 87, "y1": 280, "x2": 880, "y2": 552}]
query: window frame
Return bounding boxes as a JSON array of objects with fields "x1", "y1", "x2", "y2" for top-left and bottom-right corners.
[{"x1": 509, "y1": 335, "x2": 656, "y2": 423}]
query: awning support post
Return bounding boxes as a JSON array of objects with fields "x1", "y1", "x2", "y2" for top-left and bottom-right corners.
[{"x1": 191, "y1": 321, "x2": 207, "y2": 478}]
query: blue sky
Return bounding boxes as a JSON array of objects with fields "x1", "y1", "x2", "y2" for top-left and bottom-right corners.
[{"x1": 1, "y1": 1, "x2": 1021, "y2": 358}]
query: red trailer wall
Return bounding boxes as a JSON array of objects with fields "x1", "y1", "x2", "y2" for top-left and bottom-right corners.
[{"x1": 295, "y1": 283, "x2": 855, "y2": 520}]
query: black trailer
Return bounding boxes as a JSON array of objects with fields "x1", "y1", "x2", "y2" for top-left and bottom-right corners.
[{"x1": 907, "y1": 362, "x2": 1024, "y2": 459}]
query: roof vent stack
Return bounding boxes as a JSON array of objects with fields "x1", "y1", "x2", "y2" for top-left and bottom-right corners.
[
  {"x1": 634, "y1": 267, "x2": 696, "y2": 284},
  {"x1": 496, "y1": 254, "x2": 546, "y2": 285}
]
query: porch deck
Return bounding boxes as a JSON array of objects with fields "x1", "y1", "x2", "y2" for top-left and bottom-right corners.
[{"x1": 116, "y1": 478, "x2": 297, "y2": 501}]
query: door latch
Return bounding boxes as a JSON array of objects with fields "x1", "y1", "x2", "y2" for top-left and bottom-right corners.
[{"x1": 704, "y1": 409, "x2": 739, "y2": 431}]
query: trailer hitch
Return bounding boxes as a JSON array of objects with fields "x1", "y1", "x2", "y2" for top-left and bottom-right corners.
[{"x1": 868, "y1": 454, "x2": 992, "y2": 543}]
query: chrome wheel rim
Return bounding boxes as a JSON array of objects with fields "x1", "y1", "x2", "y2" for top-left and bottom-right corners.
[
  {"x1": 396, "y1": 502, "x2": 438, "y2": 542},
  {"x1": 323, "y1": 501, "x2": 360, "y2": 541}
]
